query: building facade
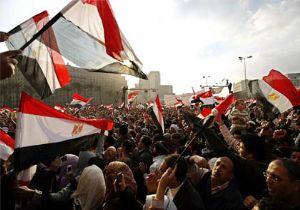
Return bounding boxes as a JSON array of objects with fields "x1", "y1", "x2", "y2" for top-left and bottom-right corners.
[
  {"x1": 134, "y1": 71, "x2": 173, "y2": 104},
  {"x1": 0, "y1": 65, "x2": 127, "y2": 107}
]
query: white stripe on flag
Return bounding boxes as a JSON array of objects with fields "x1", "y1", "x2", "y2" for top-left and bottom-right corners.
[
  {"x1": 258, "y1": 80, "x2": 293, "y2": 113},
  {"x1": 16, "y1": 113, "x2": 102, "y2": 148}
]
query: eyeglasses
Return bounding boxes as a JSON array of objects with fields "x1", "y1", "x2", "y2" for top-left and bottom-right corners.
[{"x1": 263, "y1": 172, "x2": 281, "y2": 182}]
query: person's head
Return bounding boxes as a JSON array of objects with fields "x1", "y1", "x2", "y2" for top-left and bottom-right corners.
[
  {"x1": 72, "y1": 165, "x2": 106, "y2": 210},
  {"x1": 122, "y1": 140, "x2": 133, "y2": 155},
  {"x1": 239, "y1": 133, "x2": 266, "y2": 161},
  {"x1": 290, "y1": 147, "x2": 300, "y2": 166},
  {"x1": 189, "y1": 155, "x2": 209, "y2": 169},
  {"x1": 152, "y1": 141, "x2": 169, "y2": 156},
  {"x1": 119, "y1": 123, "x2": 128, "y2": 136},
  {"x1": 235, "y1": 99, "x2": 246, "y2": 111},
  {"x1": 103, "y1": 146, "x2": 117, "y2": 163},
  {"x1": 104, "y1": 161, "x2": 137, "y2": 199},
  {"x1": 138, "y1": 135, "x2": 151, "y2": 150},
  {"x1": 231, "y1": 128, "x2": 242, "y2": 142},
  {"x1": 211, "y1": 157, "x2": 234, "y2": 185},
  {"x1": 265, "y1": 159, "x2": 300, "y2": 204},
  {"x1": 157, "y1": 154, "x2": 188, "y2": 188}
]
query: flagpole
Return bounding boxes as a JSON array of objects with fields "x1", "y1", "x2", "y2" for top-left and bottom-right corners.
[{"x1": 20, "y1": 13, "x2": 63, "y2": 50}]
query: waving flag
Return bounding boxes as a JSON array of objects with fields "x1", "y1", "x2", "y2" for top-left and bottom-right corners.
[
  {"x1": 14, "y1": 92, "x2": 114, "y2": 170},
  {"x1": 258, "y1": 69, "x2": 300, "y2": 113},
  {"x1": 71, "y1": 93, "x2": 93, "y2": 108},
  {"x1": 127, "y1": 91, "x2": 139, "y2": 104},
  {"x1": 152, "y1": 95, "x2": 164, "y2": 133},
  {"x1": 12, "y1": 0, "x2": 146, "y2": 85},
  {"x1": 0, "y1": 130, "x2": 15, "y2": 161},
  {"x1": 6, "y1": 11, "x2": 71, "y2": 99}
]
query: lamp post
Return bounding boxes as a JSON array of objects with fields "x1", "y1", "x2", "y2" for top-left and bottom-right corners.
[
  {"x1": 203, "y1": 75, "x2": 211, "y2": 89},
  {"x1": 238, "y1": 56, "x2": 252, "y2": 95}
]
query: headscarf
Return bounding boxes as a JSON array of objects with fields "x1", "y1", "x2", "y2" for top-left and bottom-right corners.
[
  {"x1": 104, "y1": 161, "x2": 137, "y2": 200},
  {"x1": 58, "y1": 154, "x2": 79, "y2": 189},
  {"x1": 72, "y1": 165, "x2": 106, "y2": 210}
]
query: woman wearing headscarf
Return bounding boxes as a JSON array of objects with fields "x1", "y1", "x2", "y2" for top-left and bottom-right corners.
[
  {"x1": 103, "y1": 161, "x2": 142, "y2": 210},
  {"x1": 58, "y1": 154, "x2": 79, "y2": 190},
  {"x1": 72, "y1": 164, "x2": 106, "y2": 210}
]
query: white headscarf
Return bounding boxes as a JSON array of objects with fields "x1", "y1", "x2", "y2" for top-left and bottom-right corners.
[{"x1": 72, "y1": 165, "x2": 106, "y2": 210}]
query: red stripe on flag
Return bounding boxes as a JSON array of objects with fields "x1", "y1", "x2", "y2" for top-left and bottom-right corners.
[
  {"x1": 215, "y1": 94, "x2": 236, "y2": 121},
  {"x1": 262, "y1": 69, "x2": 300, "y2": 107},
  {"x1": 84, "y1": 0, "x2": 124, "y2": 61},
  {"x1": 155, "y1": 95, "x2": 163, "y2": 112},
  {"x1": 34, "y1": 11, "x2": 71, "y2": 88},
  {"x1": 19, "y1": 92, "x2": 114, "y2": 130},
  {"x1": 0, "y1": 129, "x2": 15, "y2": 149},
  {"x1": 72, "y1": 93, "x2": 90, "y2": 103}
]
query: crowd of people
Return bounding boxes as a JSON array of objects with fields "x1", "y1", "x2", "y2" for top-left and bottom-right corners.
[{"x1": 1, "y1": 97, "x2": 300, "y2": 210}]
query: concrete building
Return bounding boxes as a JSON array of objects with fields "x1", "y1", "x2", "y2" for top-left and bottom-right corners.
[
  {"x1": 286, "y1": 73, "x2": 300, "y2": 88},
  {"x1": 134, "y1": 71, "x2": 173, "y2": 104},
  {"x1": 0, "y1": 65, "x2": 127, "y2": 107}
]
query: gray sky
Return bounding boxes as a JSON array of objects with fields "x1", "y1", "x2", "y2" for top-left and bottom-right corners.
[{"x1": 1, "y1": 0, "x2": 299, "y2": 94}]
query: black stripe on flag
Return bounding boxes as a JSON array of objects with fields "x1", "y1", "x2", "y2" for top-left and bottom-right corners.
[{"x1": 14, "y1": 133, "x2": 101, "y2": 171}]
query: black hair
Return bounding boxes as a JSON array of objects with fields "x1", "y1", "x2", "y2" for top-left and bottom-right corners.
[
  {"x1": 280, "y1": 159, "x2": 300, "y2": 181},
  {"x1": 164, "y1": 154, "x2": 188, "y2": 182},
  {"x1": 153, "y1": 141, "x2": 169, "y2": 155},
  {"x1": 140, "y1": 135, "x2": 152, "y2": 148},
  {"x1": 122, "y1": 140, "x2": 133, "y2": 154},
  {"x1": 241, "y1": 133, "x2": 266, "y2": 161}
]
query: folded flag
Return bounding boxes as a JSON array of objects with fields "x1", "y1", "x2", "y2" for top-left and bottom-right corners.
[
  {"x1": 70, "y1": 93, "x2": 93, "y2": 108},
  {"x1": 128, "y1": 91, "x2": 139, "y2": 104},
  {"x1": 14, "y1": 92, "x2": 114, "y2": 170},
  {"x1": 0, "y1": 129, "x2": 15, "y2": 161},
  {"x1": 152, "y1": 95, "x2": 164, "y2": 133},
  {"x1": 258, "y1": 69, "x2": 300, "y2": 113},
  {"x1": 6, "y1": 11, "x2": 71, "y2": 99}
]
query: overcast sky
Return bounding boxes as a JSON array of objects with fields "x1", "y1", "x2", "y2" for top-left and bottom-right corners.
[{"x1": 1, "y1": 0, "x2": 299, "y2": 94}]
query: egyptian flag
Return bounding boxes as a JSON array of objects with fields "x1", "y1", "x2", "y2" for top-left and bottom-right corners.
[
  {"x1": 70, "y1": 93, "x2": 93, "y2": 108},
  {"x1": 14, "y1": 92, "x2": 114, "y2": 171},
  {"x1": 174, "y1": 97, "x2": 184, "y2": 108},
  {"x1": 214, "y1": 96, "x2": 225, "y2": 104},
  {"x1": 0, "y1": 130, "x2": 15, "y2": 161},
  {"x1": 128, "y1": 91, "x2": 139, "y2": 104},
  {"x1": 210, "y1": 94, "x2": 236, "y2": 121},
  {"x1": 258, "y1": 69, "x2": 300, "y2": 113},
  {"x1": 197, "y1": 107, "x2": 213, "y2": 119},
  {"x1": 6, "y1": 11, "x2": 71, "y2": 99},
  {"x1": 152, "y1": 95, "x2": 164, "y2": 133},
  {"x1": 15, "y1": 0, "x2": 147, "y2": 82}
]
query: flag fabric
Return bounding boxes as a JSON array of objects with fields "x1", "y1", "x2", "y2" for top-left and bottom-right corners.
[
  {"x1": 70, "y1": 93, "x2": 93, "y2": 108},
  {"x1": 14, "y1": 92, "x2": 114, "y2": 170},
  {"x1": 127, "y1": 91, "x2": 139, "y2": 104},
  {"x1": 197, "y1": 107, "x2": 213, "y2": 119},
  {"x1": 213, "y1": 94, "x2": 236, "y2": 121},
  {"x1": 54, "y1": 105, "x2": 66, "y2": 113},
  {"x1": 258, "y1": 69, "x2": 300, "y2": 113},
  {"x1": 152, "y1": 95, "x2": 164, "y2": 133},
  {"x1": 6, "y1": 11, "x2": 71, "y2": 99},
  {"x1": 0, "y1": 129, "x2": 15, "y2": 161},
  {"x1": 147, "y1": 101, "x2": 154, "y2": 109},
  {"x1": 213, "y1": 96, "x2": 225, "y2": 104},
  {"x1": 9, "y1": 0, "x2": 147, "y2": 92},
  {"x1": 197, "y1": 90, "x2": 215, "y2": 105},
  {"x1": 174, "y1": 97, "x2": 184, "y2": 108},
  {"x1": 17, "y1": 165, "x2": 37, "y2": 186}
]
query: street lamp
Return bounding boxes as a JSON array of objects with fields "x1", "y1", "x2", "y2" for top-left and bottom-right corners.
[
  {"x1": 238, "y1": 56, "x2": 252, "y2": 95},
  {"x1": 203, "y1": 75, "x2": 211, "y2": 88}
]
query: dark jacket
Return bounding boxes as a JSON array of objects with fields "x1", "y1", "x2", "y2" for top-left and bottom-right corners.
[
  {"x1": 202, "y1": 129, "x2": 267, "y2": 198},
  {"x1": 167, "y1": 179, "x2": 206, "y2": 210},
  {"x1": 196, "y1": 172, "x2": 246, "y2": 210}
]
